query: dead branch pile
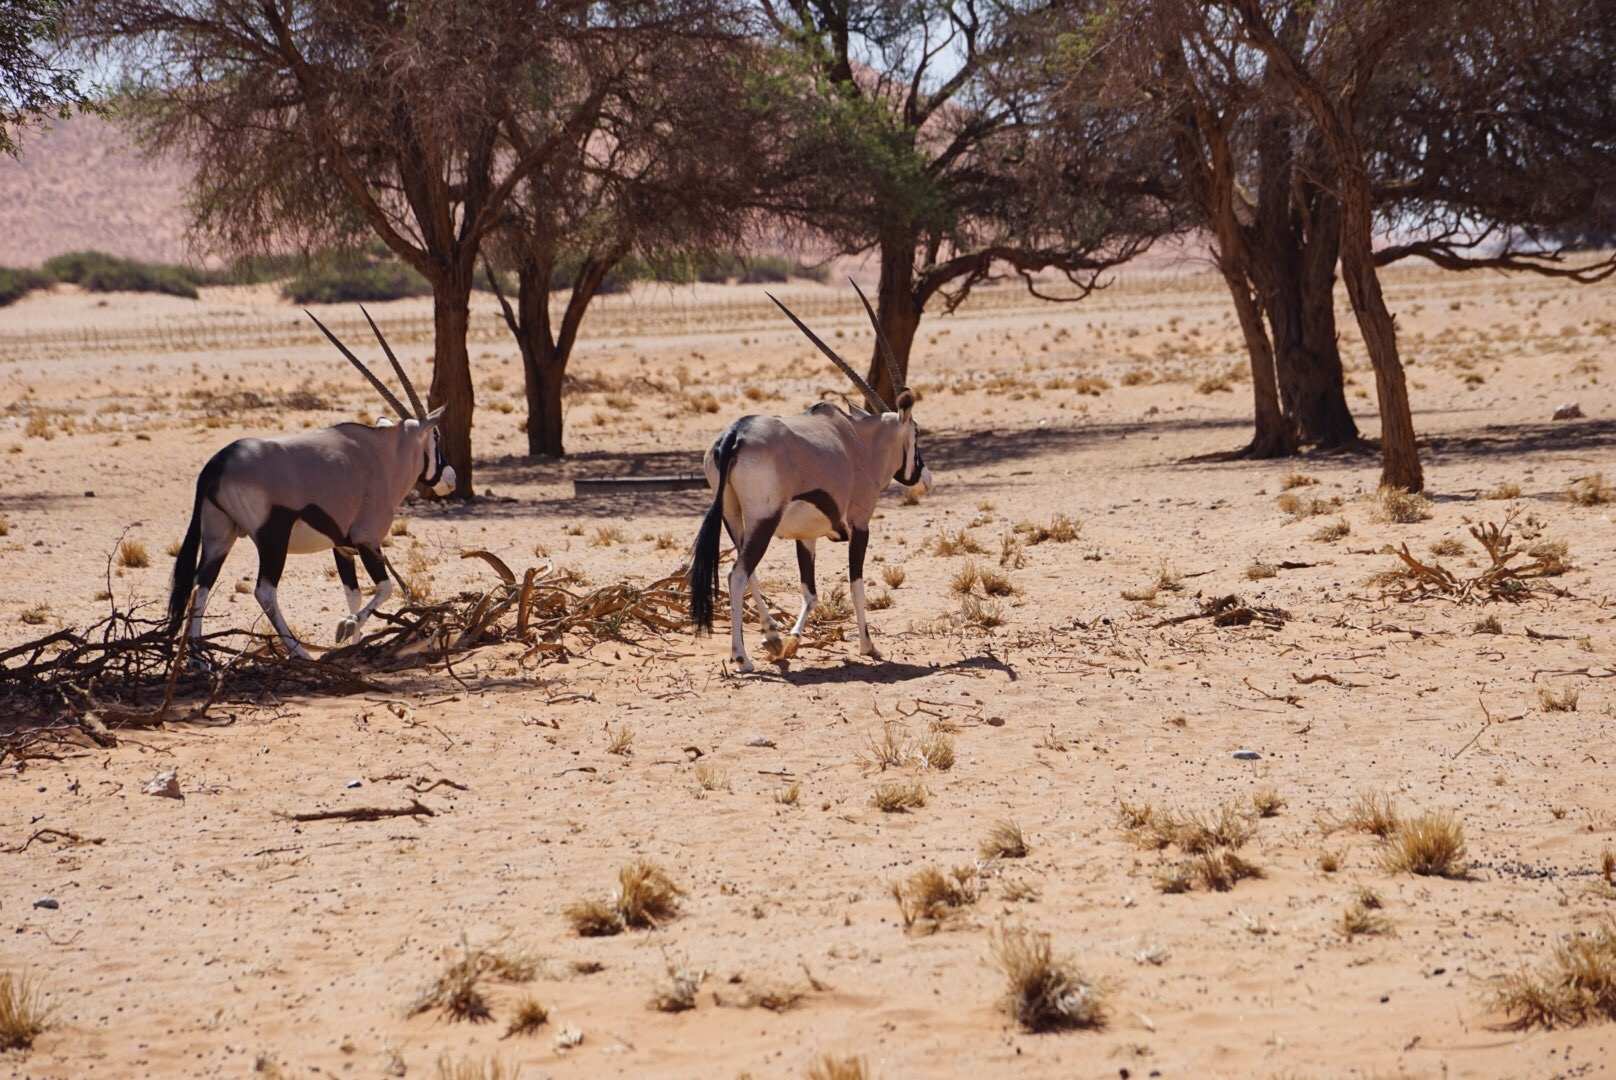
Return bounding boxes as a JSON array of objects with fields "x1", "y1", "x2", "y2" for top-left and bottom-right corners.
[
  {"x1": 1380, "y1": 516, "x2": 1566, "y2": 604},
  {"x1": 0, "y1": 552, "x2": 690, "y2": 753},
  {"x1": 1153, "y1": 594, "x2": 1288, "y2": 630}
]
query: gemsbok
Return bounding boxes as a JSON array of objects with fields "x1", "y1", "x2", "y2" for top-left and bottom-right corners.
[
  {"x1": 167, "y1": 309, "x2": 454, "y2": 659},
  {"x1": 689, "y1": 281, "x2": 933, "y2": 671}
]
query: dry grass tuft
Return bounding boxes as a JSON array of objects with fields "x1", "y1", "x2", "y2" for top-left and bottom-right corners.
[
  {"x1": 1310, "y1": 517, "x2": 1351, "y2": 542},
  {"x1": 117, "y1": 538, "x2": 150, "y2": 568},
  {"x1": 606, "y1": 725, "x2": 635, "y2": 756},
  {"x1": 1153, "y1": 862, "x2": 1193, "y2": 894},
  {"x1": 872, "y1": 780, "x2": 928, "y2": 813},
  {"x1": 933, "y1": 528, "x2": 986, "y2": 556},
  {"x1": 1015, "y1": 513, "x2": 1081, "y2": 545},
  {"x1": 978, "y1": 566, "x2": 1014, "y2": 596},
  {"x1": 1245, "y1": 561, "x2": 1277, "y2": 581},
  {"x1": 1491, "y1": 920, "x2": 1616, "y2": 1029},
  {"x1": 980, "y1": 819, "x2": 1028, "y2": 860},
  {"x1": 960, "y1": 595, "x2": 1005, "y2": 629},
  {"x1": 774, "y1": 782, "x2": 801, "y2": 806},
  {"x1": 1341, "y1": 899, "x2": 1392, "y2": 938},
  {"x1": 892, "y1": 865, "x2": 979, "y2": 930},
  {"x1": 1473, "y1": 614, "x2": 1503, "y2": 635},
  {"x1": 435, "y1": 1055, "x2": 519, "y2": 1080},
  {"x1": 1280, "y1": 472, "x2": 1318, "y2": 490},
  {"x1": 1567, "y1": 473, "x2": 1614, "y2": 506},
  {"x1": 1339, "y1": 791, "x2": 1401, "y2": 838},
  {"x1": 409, "y1": 940, "x2": 526, "y2": 1024},
  {"x1": 1375, "y1": 486, "x2": 1434, "y2": 523},
  {"x1": 950, "y1": 561, "x2": 980, "y2": 595},
  {"x1": 504, "y1": 997, "x2": 548, "y2": 1037},
  {"x1": 1317, "y1": 849, "x2": 1341, "y2": 873},
  {"x1": 1539, "y1": 685, "x2": 1580, "y2": 713},
  {"x1": 1191, "y1": 851, "x2": 1264, "y2": 892},
  {"x1": 694, "y1": 762, "x2": 731, "y2": 791},
  {"x1": 917, "y1": 733, "x2": 955, "y2": 771},
  {"x1": 1485, "y1": 481, "x2": 1523, "y2": 500},
  {"x1": 0, "y1": 971, "x2": 50, "y2": 1051},
  {"x1": 807, "y1": 1055, "x2": 870, "y2": 1080},
  {"x1": 1252, "y1": 787, "x2": 1285, "y2": 818},
  {"x1": 649, "y1": 956, "x2": 707, "y2": 1013},
  {"x1": 1429, "y1": 536, "x2": 1467, "y2": 557},
  {"x1": 881, "y1": 564, "x2": 906, "y2": 589},
  {"x1": 866, "y1": 589, "x2": 893, "y2": 610},
  {"x1": 1278, "y1": 492, "x2": 1343, "y2": 520},
  {"x1": 566, "y1": 861, "x2": 684, "y2": 936},
  {"x1": 861, "y1": 722, "x2": 912, "y2": 772},
  {"x1": 1382, "y1": 812, "x2": 1468, "y2": 878},
  {"x1": 990, "y1": 925, "x2": 1107, "y2": 1032}
]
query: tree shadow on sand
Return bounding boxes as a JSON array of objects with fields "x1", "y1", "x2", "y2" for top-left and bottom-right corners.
[{"x1": 737, "y1": 651, "x2": 1016, "y2": 687}]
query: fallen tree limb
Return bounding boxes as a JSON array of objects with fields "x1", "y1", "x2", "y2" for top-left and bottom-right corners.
[{"x1": 285, "y1": 799, "x2": 435, "y2": 824}]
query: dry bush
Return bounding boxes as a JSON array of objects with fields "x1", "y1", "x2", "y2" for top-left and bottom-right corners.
[
  {"x1": 980, "y1": 819, "x2": 1028, "y2": 860},
  {"x1": 1382, "y1": 813, "x2": 1468, "y2": 878},
  {"x1": 960, "y1": 595, "x2": 1005, "y2": 629},
  {"x1": 591, "y1": 526, "x2": 625, "y2": 547},
  {"x1": 1014, "y1": 514, "x2": 1081, "y2": 545},
  {"x1": 410, "y1": 939, "x2": 536, "y2": 1024},
  {"x1": 1375, "y1": 486, "x2": 1433, "y2": 523},
  {"x1": 810, "y1": 583, "x2": 851, "y2": 626},
  {"x1": 1192, "y1": 851, "x2": 1264, "y2": 892},
  {"x1": 1171, "y1": 803, "x2": 1253, "y2": 854},
  {"x1": 872, "y1": 780, "x2": 927, "y2": 813},
  {"x1": 990, "y1": 925, "x2": 1107, "y2": 1032},
  {"x1": 164, "y1": 538, "x2": 182, "y2": 557},
  {"x1": 24, "y1": 413, "x2": 52, "y2": 440},
  {"x1": 1491, "y1": 920, "x2": 1616, "y2": 1029},
  {"x1": 917, "y1": 733, "x2": 955, "y2": 771},
  {"x1": 866, "y1": 589, "x2": 894, "y2": 611},
  {"x1": 1311, "y1": 518, "x2": 1351, "y2": 542},
  {"x1": 1539, "y1": 686, "x2": 1580, "y2": 713},
  {"x1": 1196, "y1": 375, "x2": 1232, "y2": 394},
  {"x1": 1117, "y1": 800, "x2": 1156, "y2": 833},
  {"x1": 1341, "y1": 899, "x2": 1392, "y2": 938},
  {"x1": 933, "y1": 529, "x2": 985, "y2": 556},
  {"x1": 1245, "y1": 561, "x2": 1277, "y2": 581},
  {"x1": 1120, "y1": 368, "x2": 1153, "y2": 386},
  {"x1": 1252, "y1": 788, "x2": 1284, "y2": 818},
  {"x1": 1153, "y1": 862, "x2": 1193, "y2": 894},
  {"x1": 0, "y1": 971, "x2": 49, "y2": 1051},
  {"x1": 19, "y1": 603, "x2": 50, "y2": 626},
  {"x1": 1429, "y1": 537, "x2": 1467, "y2": 557},
  {"x1": 436, "y1": 1055, "x2": 518, "y2": 1080},
  {"x1": 566, "y1": 861, "x2": 684, "y2": 936},
  {"x1": 1485, "y1": 481, "x2": 1523, "y2": 500},
  {"x1": 1338, "y1": 791, "x2": 1401, "y2": 838},
  {"x1": 774, "y1": 782, "x2": 801, "y2": 806},
  {"x1": 685, "y1": 391, "x2": 720, "y2": 414},
  {"x1": 606, "y1": 725, "x2": 635, "y2": 756},
  {"x1": 0, "y1": 515, "x2": 9, "y2": 537},
  {"x1": 950, "y1": 561, "x2": 980, "y2": 595},
  {"x1": 1473, "y1": 614, "x2": 1503, "y2": 635},
  {"x1": 1527, "y1": 539, "x2": 1573, "y2": 576},
  {"x1": 650, "y1": 956, "x2": 707, "y2": 1013},
  {"x1": 1281, "y1": 472, "x2": 1318, "y2": 490},
  {"x1": 1568, "y1": 473, "x2": 1614, "y2": 506},
  {"x1": 999, "y1": 532, "x2": 1026, "y2": 568},
  {"x1": 979, "y1": 567, "x2": 1015, "y2": 596},
  {"x1": 117, "y1": 538, "x2": 150, "y2": 568},
  {"x1": 1317, "y1": 849, "x2": 1341, "y2": 873},
  {"x1": 1380, "y1": 515, "x2": 1563, "y2": 604},
  {"x1": 892, "y1": 866, "x2": 979, "y2": 930},
  {"x1": 504, "y1": 997, "x2": 548, "y2": 1037},
  {"x1": 807, "y1": 1055, "x2": 870, "y2": 1080},
  {"x1": 694, "y1": 763, "x2": 731, "y2": 792},
  {"x1": 861, "y1": 722, "x2": 912, "y2": 771},
  {"x1": 1279, "y1": 493, "x2": 1344, "y2": 521},
  {"x1": 881, "y1": 564, "x2": 906, "y2": 589}
]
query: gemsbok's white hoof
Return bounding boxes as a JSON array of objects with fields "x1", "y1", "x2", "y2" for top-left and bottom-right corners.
[{"x1": 335, "y1": 617, "x2": 357, "y2": 643}]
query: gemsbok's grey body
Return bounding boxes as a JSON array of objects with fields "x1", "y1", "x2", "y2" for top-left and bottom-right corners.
[
  {"x1": 167, "y1": 310, "x2": 454, "y2": 659},
  {"x1": 689, "y1": 282, "x2": 933, "y2": 671}
]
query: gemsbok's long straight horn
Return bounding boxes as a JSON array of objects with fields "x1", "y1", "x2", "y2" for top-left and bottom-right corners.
[
  {"x1": 304, "y1": 309, "x2": 412, "y2": 421},
  {"x1": 849, "y1": 277, "x2": 905, "y2": 395},
  {"x1": 765, "y1": 291, "x2": 890, "y2": 413},
  {"x1": 359, "y1": 305, "x2": 426, "y2": 420}
]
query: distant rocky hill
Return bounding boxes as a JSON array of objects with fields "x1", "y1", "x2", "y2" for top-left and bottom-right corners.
[{"x1": 0, "y1": 115, "x2": 194, "y2": 268}]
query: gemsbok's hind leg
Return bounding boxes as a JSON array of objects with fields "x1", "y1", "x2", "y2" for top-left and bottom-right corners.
[
  {"x1": 332, "y1": 551, "x2": 364, "y2": 643},
  {"x1": 848, "y1": 527, "x2": 880, "y2": 658},
  {"x1": 789, "y1": 539, "x2": 817, "y2": 635},
  {"x1": 338, "y1": 545, "x2": 394, "y2": 642},
  {"x1": 750, "y1": 577, "x2": 783, "y2": 649},
  {"x1": 250, "y1": 508, "x2": 313, "y2": 661},
  {"x1": 727, "y1": 512, "x2": 780, "y2": 673},
  {"x1": 186, "y1": 504, "x2": 239, "y2": 662}
]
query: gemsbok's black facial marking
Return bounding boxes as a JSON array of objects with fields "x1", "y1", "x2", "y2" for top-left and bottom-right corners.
[
  {"x1": 894, "y1": 429, "x2": 925, "y2": 486},
  {"x1": 792, "y1": 489, "x2": 848, "y2": 541}
]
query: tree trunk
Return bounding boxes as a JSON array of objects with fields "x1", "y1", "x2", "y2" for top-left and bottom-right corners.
[
  {"x1": 428, "y1": 267, "x2": 476, "y2": 498},
  {"x1": 1284, "y1": 191, "x2": 1357, "y2": 448},
  {"x1": 516, "y1": 261, "x2": 567, "y2": 459},
  {"x1": 867, "y1": 235, "x2": 921, "y2": 406},
  {"x1": 1340, "y1": 224, "x2": 1421, "y2": 490},
  {"x1": 1220, "y1": 264, "x2": 1295, "y2": 458}
]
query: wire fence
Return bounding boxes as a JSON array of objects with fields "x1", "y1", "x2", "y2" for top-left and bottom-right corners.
[{"x1": 0, "y1": 270, "x2": 1222, "y2": 363}]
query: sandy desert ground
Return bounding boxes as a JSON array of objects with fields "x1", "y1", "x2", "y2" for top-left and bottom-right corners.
[{"x1": 2, "y1": 262, "x2": 1615, "y2": 1079}]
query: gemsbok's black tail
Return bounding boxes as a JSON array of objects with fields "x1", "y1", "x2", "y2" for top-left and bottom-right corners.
[
  {"x1": 689, "y1": 422, "x2": 746, "y2": 633},
  {"x1": 167, "y1": 449, "x2": 228, "y2": 635}
]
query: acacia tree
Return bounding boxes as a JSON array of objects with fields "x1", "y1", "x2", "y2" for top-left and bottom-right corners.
[
  {"x1": 1, "y1": 0, "x2": 92, "y2": 156},
  {"x1": 759, "y1": 0, "x2": 1163, "y2": 404},
  {"x1": 485, "y1": 36, "x2": 760, "y2": 458},
  {"x1": 75, "y1": 0, "x2": 704, "y2": 496}
]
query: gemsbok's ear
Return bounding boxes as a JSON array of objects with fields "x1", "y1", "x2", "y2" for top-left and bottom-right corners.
[
  {"x1": 425, "y1": 404, "x2": 448, "y2": 426},
  {"x1": 895, "y1": 388, "x2": 915, "y2": 419}
]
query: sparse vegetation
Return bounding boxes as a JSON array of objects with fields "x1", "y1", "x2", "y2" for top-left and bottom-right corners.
[
  {"x1": 892, "y1": 865, "x2": 978, "y2": 930},
  {"x1": 606, "y1": 725, "x2": 635, "y2": 756},
  {"x1": 0, "y1": 971, "x2": 49, "y2": 1051},
  {"x1": 1568, "y1": 473, "x2": 1614, "y2": 506},
  {"x1": 981, "y1": 819, "x2": 1028, "y2": 860},
  {"x1": 1311, "y1": 517, "x2": 1351, "y2": 542},
  {"x1": 1381, "y1": 812, "x2": 1468, "y2": 878},
  {"x1": 990, "y1": 925, "x2": 1107, "y2": 1032},
  {"x1": 872, "y1": 780, "x2": 928, "y2": 813},
  {"x1": 650, "y1": 956, "x2": 706, "y2": 1012},
  {"x1": 117, "y1": 538, "x2": 150, "y2": 568},
  {"x1": 933, "y1": 528, "x2": 986, "y2": 556},
  {"x1": 917, "y1": 733, "x2": 955, "y2": 771},
  {"x1": 504, "y1": 997, "x2": 548, "y2": 1037},
  {"x1": 1539, "y1": 685, "x2": 1580, "y2": 713},
  {"x1": 960, "y1": 594, "x2": 1005, "y2": 629},
  {"x1": 881, "y1": 564, "x2": 906, "y2": 589},
  {"x1": 565, "y1": 861, "x2": 684, "y2": 936},
  {"x1": 1375, "y1": 486, "x2": 1433, "y2": 523},
  {"x1": 807, "y1": 1054, "x2": 870, "y2": 1080},
  {"x1": 1491, "y1": 919, "x2": 1616, "y2": 1029},
  {"x1": 1252, "y1": 788, "x2": 1284, "y2": 818},
  {"x1": 1338, "y1": 791, "x2": 1401, "y2": 838}
]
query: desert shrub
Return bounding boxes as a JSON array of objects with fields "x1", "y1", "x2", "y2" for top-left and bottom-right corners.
[
  {"x1": 284, "y1": 259, "x2": 432, "y2": 304},
  {"x1": 0, "y1": 267, "x2": 52, "y2": 307},
  {"x1": 44, "y1": 251, "x2": 200, "y2": 299}
]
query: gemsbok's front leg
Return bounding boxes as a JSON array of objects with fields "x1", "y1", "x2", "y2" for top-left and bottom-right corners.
[
  {"x1": 337, "y1": 545, "x2": 394, "y2": 643},
  {"x1": 728, "y1": 513, "x2": 780, "y2": 673},
  {"x1": 251, "y1": 509, "x2": 313, "y2": 661},
  {"x1": 789, "y1": 539, "x2": 818, "y2": 636},
  {"x1": 848, "y1": 527, "x2": 880, "y2": 659},
  {"x1": 333, "y1": 550, "x2": 364, "y2": 642}
]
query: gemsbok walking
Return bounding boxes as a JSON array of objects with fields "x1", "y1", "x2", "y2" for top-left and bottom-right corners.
[
  {"x1": 167, "y1": 309, "x2": 455, "y2": 660},
  {"x1": 689, "y1": 281, "x2": 933, "y2": 671}
]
